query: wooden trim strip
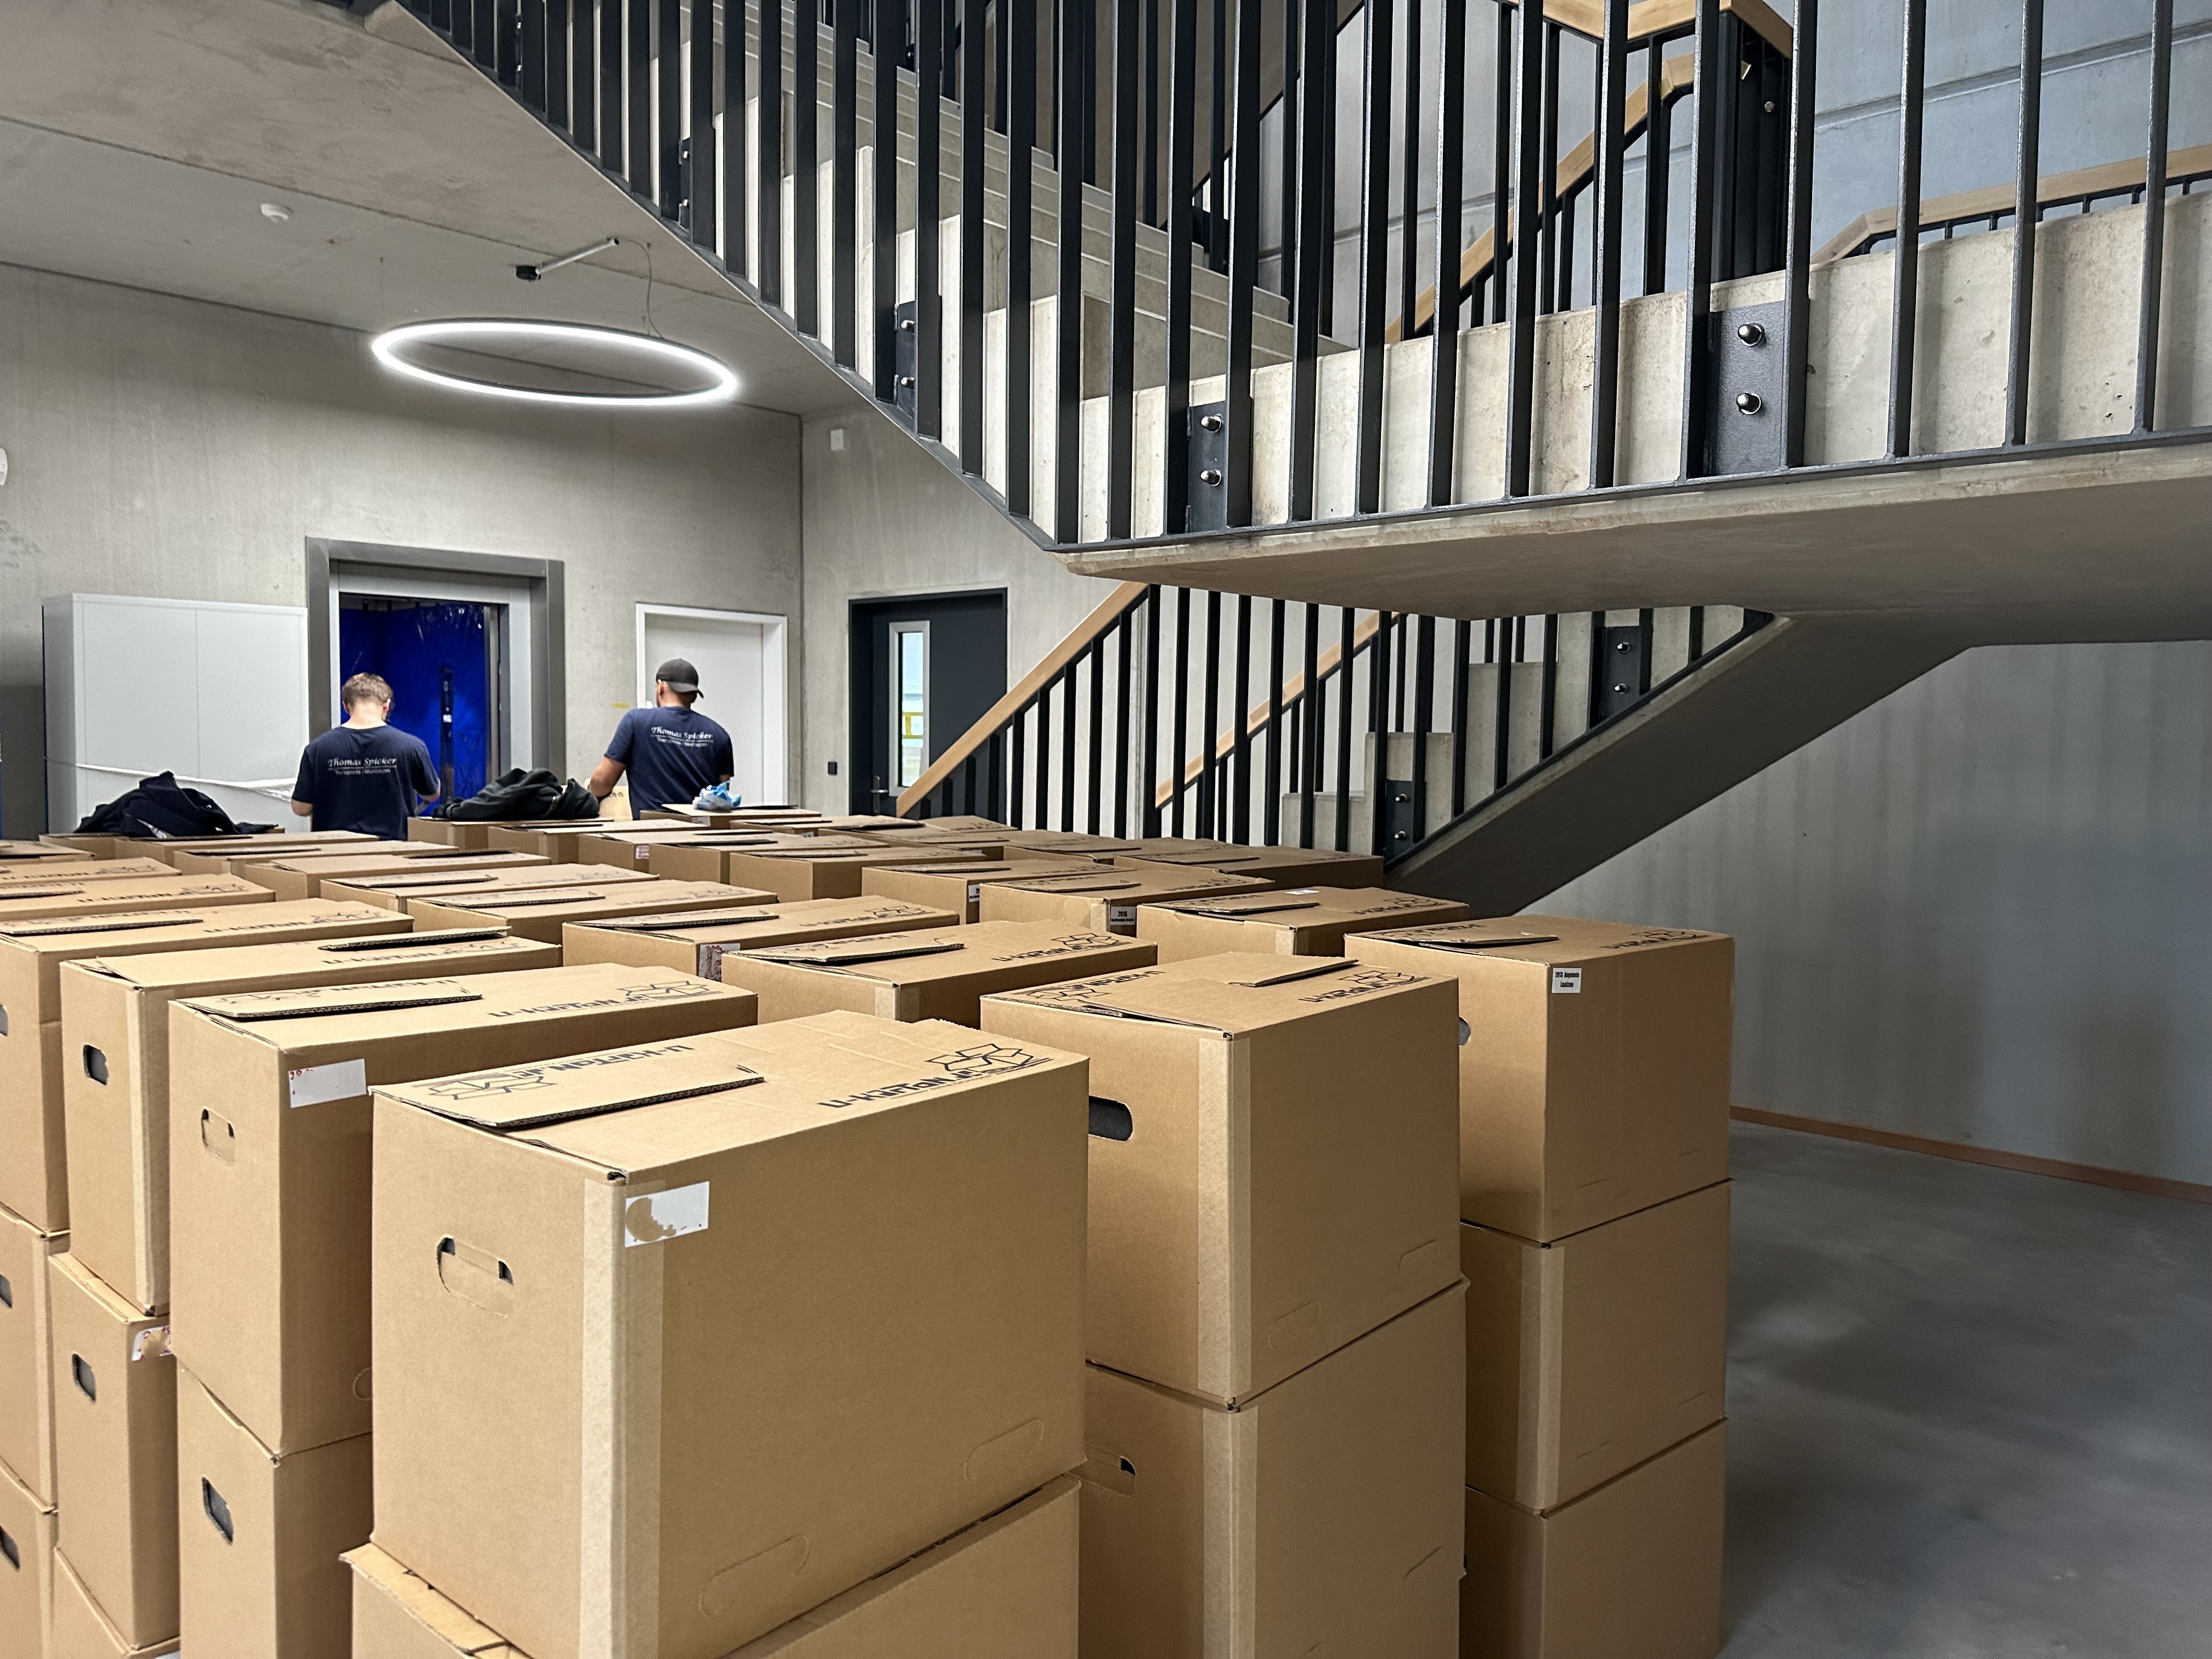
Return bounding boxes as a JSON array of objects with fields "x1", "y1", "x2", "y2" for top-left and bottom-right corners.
[
  {"x1": 1504, "y1": 0, "x2": 1791, "y2": 57},
  {"x1": 896, "y1": 581, "x2": 1150, "y2": 815},
  {"x1": 1732, "y1": 1104, "x2": 2212, "y2": 1207},
  {"x1": 1813, "y1": 143, "x2": 2212, "y2": 265}
]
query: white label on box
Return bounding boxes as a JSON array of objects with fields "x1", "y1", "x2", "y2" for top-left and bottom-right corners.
[
  {"x1": 1107, "y1": 905, "x2": 1138, "y2": 928},
  {"x1": 636, "y1": 845, "x2": 653, "y2": 862},
  {"x1": 625, "y1": 1182, "x2": 710, "y2": 1246},
  {"x1": 967, "y1": 883, "x2": 983, "y2": 904},
  {"x1": 288, "y1": 1058, "x2": 368, "y2": 1109},
  {"x1": 1550, "y1": 967, "x2": 1582, "y2": 995},
  {"x1": 696, "y1": 943, "x2": 728, "y2": 980}
]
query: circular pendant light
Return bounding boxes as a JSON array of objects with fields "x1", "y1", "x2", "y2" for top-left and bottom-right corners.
[{"x1": 370, "y1": 318, "x2": 738, "y2": 409}]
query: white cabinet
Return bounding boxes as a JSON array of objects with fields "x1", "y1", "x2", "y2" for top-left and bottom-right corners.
[{"x1": 44, "y1": 595, "x2": 309, "y2": 832}]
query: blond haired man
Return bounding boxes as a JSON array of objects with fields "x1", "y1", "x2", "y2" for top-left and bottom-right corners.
[{"x1": 290, "y1": 672, "x2": 441, "y2": 838}]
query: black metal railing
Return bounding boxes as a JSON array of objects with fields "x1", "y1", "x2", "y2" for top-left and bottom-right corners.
[
  {"x1": 406, "y1": 0, "x2": 2196, "y2": 549},
  {"x1": 899, "y1": 580, "x2": 1769, "y2": 865}
]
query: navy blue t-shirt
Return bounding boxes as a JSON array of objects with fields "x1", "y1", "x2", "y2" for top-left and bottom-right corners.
[
  {"x1": 607, "y1": 706, "x2": 735, "y2": 811},
  {"x1": 292, "y1": 724, "x2": 438, "y2": 840}
]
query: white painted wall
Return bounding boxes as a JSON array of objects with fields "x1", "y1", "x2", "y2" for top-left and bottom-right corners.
[
  {"x1": 0, "y1": 262, "x2": 802, "y2": 835},
  {"x1": 796, "y1": 409, "x2": 1122, "y2": 813},
  {"x1": 1538, "y1": 641, "x2": 2212, "y2": 1189}
]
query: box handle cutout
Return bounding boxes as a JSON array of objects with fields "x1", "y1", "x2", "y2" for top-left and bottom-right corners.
[
  {"x1": 71, "y1": 1354, "x2": 96, "y2": 1402},
  {"x1": 202, "y1": 1479, "x2": 235, "y2": 1544},
  {"x1": 1087, "y1": 1098, "x2": 1134, "y2": 1141},
  {"x1": 963, "y1": 1418, "x2": 1045, "y2": 1484},
  {"x1": 0, "y1": 1525, "x2": 18, "y2": 1570},
  {"x1": 0, "y1": 1273, "x2": 12, "y2": 1308},
  {"x1": 83, "y1": 1045, "x2": 109, "y2": 1085},
  {"x1": 0, "y1": 1006, "x2": 9, "y2": 1036},
  {"x1": 1078, "y1": 1450, "x2": 1138, "y2": 1497},
  {"x1": 437, "y1": 1237, "x2": 515, "y2": 1314},
  {"x1": 201, "y1": 1110, "x2": 237, "y2": 1164},
  {"x1": 1458, "y1": 1018, "x2": 1470, "y2": 1046}
]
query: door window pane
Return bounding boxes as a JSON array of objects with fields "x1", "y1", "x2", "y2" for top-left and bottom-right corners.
[{"x1": 894, "y1": 624, "x2": 929, "y2": 788}]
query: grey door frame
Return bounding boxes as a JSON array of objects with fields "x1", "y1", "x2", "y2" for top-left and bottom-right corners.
[{"x1": 306, "y1": 539, "x2": 565, "y2": 774}]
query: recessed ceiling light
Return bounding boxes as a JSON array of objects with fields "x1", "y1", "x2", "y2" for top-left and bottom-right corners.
[
  {"x1": 260, "y1": 202, "x2": 291, "y2": 222},
  {"x1": 369, "y1": 318, "x2": 739, "y2": 410}
]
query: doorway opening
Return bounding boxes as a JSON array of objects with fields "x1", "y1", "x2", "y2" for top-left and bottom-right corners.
[
  {"x1": 848, "y1": 590, "x2": 1007, "y2": 816},
  {"x1": 635, "y1": 605, "x2": 790, "y2": 806},
  {"x1": 337, "y1": 596, "x2": 505, "y2": 803}
]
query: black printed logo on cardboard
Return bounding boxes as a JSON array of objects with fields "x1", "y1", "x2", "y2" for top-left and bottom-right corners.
[
  {"x1": 929, "y1": 1042, "x2": 1047, "y2": 1079},
  {"x1": 619, "y1": 979, "x2": 719, "y2": 1003},
  {"x1": 1299, "y1": 968, "x2": 1425, "y2": 1004}
]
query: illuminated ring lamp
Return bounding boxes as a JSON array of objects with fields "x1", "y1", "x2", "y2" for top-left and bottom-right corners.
[{"x1": 370, "y1": 319, "x2": 737, "y2": 409}]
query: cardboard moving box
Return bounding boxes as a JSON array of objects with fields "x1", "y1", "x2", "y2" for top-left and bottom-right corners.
[
  {"x1": 561, "y1": 897, "x2": 958, "y2": 977},
  {"x1": 169, "y1": 962, "x2": 758, "y2": 1454},
  {"x1": 0, "y1": 1204, "x2": 66, "y2": 1504},
  {"x1": 721, "y1": 921, "x2": 1156, "y2": 1026},
  {"x1": 371, "y1": 1012, "x2": 1087, "y2": 1659},
  {"x1": 1347, "y1": 917, "x2": 1734, "y2": 1240},
  {"x1": 1117, "y1": 843, "x2": 1387, "y2": 888},
  {"x1": 61, "y1": 931, "x2": 561, "y2": 1317},
  {"x1": 238, "y1": 851, "x2": 550, "y2": 901},
  {"x1": 575, "y1": 828, "x2": 824, "y2": 872},
  {"x1": 664, "y1": 844, "x2": 981, "y2": 901},
  {"x1": 176, "y1": 1368, "x2": 372, "y2": 1659},
  {"x1": 1081, "y1": 1284, "x2": 1466, "y2": 1659},
  {"x1": 49, "y1": 1550, "x2": 179, "y2": 1659},
  {"x1": 975, "y1": 866, "x2": 1269, "y2": 936},
  {"x1": 859, "y1": 857, "x2": 1102, "y2": 923},
  {"x1": 1464, "y1": 1183, "x2": 1730, "y2": 1512},
  {"x1": 407, "y1": 879, "x2": 781, "y2": 944},
  {"x1": 346, "y1": 1476, "x2": 1079, "y2": 1659},
  {"x1": 318, "y1": 861, "x2": 656, "y2": 911},
  {"x1": 0, "y1": 1456, "x2": 57, "y2": 1658},
  {"x1": 0, "y1": 882, "x2": 284, "y2": 1233},
  {"x1": 1136, "y1": 885, "x2": 1471, "y2": 961},
  {"x1": 996, "y1": 832, "x2": 1145, "y2": 862},
  {"x1": 983, "y1": 953, "x2": 1459, "y2": 1403},
  {"x1": 1461, "y1": 1423, "x2": 1726, "y2": 1659},
  {"x1": 0, "y1": 877, "x2": 269, "y2": 930},
  {"x1": 48, "y1": 1254, "x2": 177, "y2": 1648}
]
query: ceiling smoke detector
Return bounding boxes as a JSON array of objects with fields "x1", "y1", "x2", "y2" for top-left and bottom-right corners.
[{"x1": 260, "y1": 202, "x2": 292, "y2": 222}]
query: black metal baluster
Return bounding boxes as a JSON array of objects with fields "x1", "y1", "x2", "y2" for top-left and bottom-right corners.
[
  {"x1": 657, "y1": 0, "x2": 682, "y2": 216},
  {"x1": 1448, "y1": 618, "x2": 1470, "y2": 816},
  {"x1": 989, "y1": 714, "x2": 1005, "y2": 821},
  {"x1": 691, "y1": 0, "x2": 716, "y2": 251},
  {"x1": 874, "y1": 0, "x2": 900, "y2": 398},
  {"x1": 1491, "y1": 0, "x2": 1511, "y2": 324},
  {"x1": 1170, "y1": 589, "x2": 1193, "y2": 834},
  {"x1": 600, "y1": 0, "x2": 623, "y2": 169},
  {"x1": 1354, "y1": 0, "x2": 1395, "y2": 514},
  {"x1": 1054, "y1": 0, "x2": 1085, "y2": 538},
  {"x1": 1143, "y1": 0, "x2": 1161, "y2": 222},
  {"x1": 1162, "y1": 0, "x2": 1199, "y2": 531},
  {"x1": 1589, "y1": 0, "x2": 1628, "y2": 487},
  {"x1": 501, "y1": 0, "x2": 523, "y2": 82},
  {"x1": 1398, "y1": 0, "x2": 1421, "y2": 337},
  {"x1": 1223, "y1": 0, "x2": 1261, "y2": 525},
  {"x1": 1060, "y1": 661, "x2": 1080, "y2": 827},
  {"x1": 759, "y1": 0, "x2": 785, "y2": 303},
  {"x1": 1333, "y1": 610, "x2": 1355, "y2": 852},
  {"x1": 1643, "y1": 37, "x2": 1669, "y2": 295},
  {"x1": 1279, "y1": 0, "x2": 1299, "y2": 311},
  {"x1": 1408, "y1": 615, "x2": 1434, "y2": 854},
  {"x1": 629, "y1": 0, "x2": 652, "y2": 191},
  {"x1": 919, "y1": 0, "x2": 946, "y2": 436},
  {"x1": 1109, "y1": 0, "x2": 1142, "y2": 532},
  {"x1": 1782, "y1": 0, "x2": 1819, "y2": 467},
  {"x1": 530, "y1": 1, "x2": 554, "y2": 113},
  {"x1": 1008, "y1": 0, "x2": 1037, "y2": 512},
  {"x1": 450, "y1": 0, "x2": 473, "y2": 53},
  {"x1": 1210, "y1": 0, "x2": 1229, "y2": 270},
  {"x1": 1491, "y1": 614, "x2": 1513, "y2": 790},
  {"x1": 1141, "y1": 589, "x2": 1163, "y2": 834},
  {"x1": 1887, "y1": 0, "x2": 1926, "y2": 459},
  {"x1": 1199, "y1": 591, "x2": 1223, "y2": 836},
  {"x1": 1537, "y1": 20, "x2": 1559, "y2": 313},
  {"x1": 1536, "y1": 612, "x2": 1558, "y2": 758},
  {"x1": 1679, "y1": 0, "x2": 1720, "y2": 479},
  {"x1": 1263, "y1": 599, "x2": 1284, "y2": 845},
  {"x1": 1232, "y1": 594, "x2": 1253, "y2": 842},
  {"x1": 572, "y1": 0, "x2": 595, "y2": 154},
  {"x1": 961, "y1": 0, "x2": 989, "y2": 465},
  {"x1": 2138, "y1": 0, "x2": 2172, "y2": 432},
  {"x1": 1428, "y1": 0, "x2": 1465, "y2": 505},
  {"x1": 1289, "y1": 0, "x2": 1329, "y2": 519},
  {"x1": 1035, "y1": 686, "x2": 1053, "y2": 827},
  {"x1": 1010, "y1": 703, "x2": 1028, "y2": 828},
  {"x1": 2005, "y1": 0, "x2": 2043, "y2": 448},
  {"x1": 1114, "y1": 610, "x2": 1135, "y2": 836},
  {"x1": 1505, "y1": 0, "x2": 1543, "y2": 496},
  {"x1": 1365, "y1": 611, "x2": 1392, "y2": 858},
  {"x1": 1299, "y1": 602, "x2": 1320, "y2": 847},
  {"x1": 833, "y1": 0, "x2": 858, "y2": 360},
  {"x1": 1087, "y1": 635, "x2": 1107, "y2": 833},
  {"x1": 796, "y1": 0, "x2": 822, "y2": 334}
]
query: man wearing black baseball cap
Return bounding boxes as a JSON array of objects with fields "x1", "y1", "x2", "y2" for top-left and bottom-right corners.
[{"x1": 587, "y1": 657, "x2": 736, "y2": 815}]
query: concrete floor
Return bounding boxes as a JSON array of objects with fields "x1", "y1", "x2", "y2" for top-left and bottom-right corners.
[{"x1": 1724, "y1": 1122, "x2": 2212, "y2": 1658}]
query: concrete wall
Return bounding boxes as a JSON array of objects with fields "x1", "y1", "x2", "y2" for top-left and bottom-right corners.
[
  {"x1": 1538, "y1": 640, "x2": 2212, "y2": 1189},
  {"x1": 796, "y1": 409, "x2": 1121, "y2": 813},
  {"x1": 0, "y1": 262, "x2": 802, "y2": 835}
]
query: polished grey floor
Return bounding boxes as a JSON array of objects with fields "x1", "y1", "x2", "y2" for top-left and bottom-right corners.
[{"x1": 1724, "y1": 1123, "x2": 2212, "y2": 1658}]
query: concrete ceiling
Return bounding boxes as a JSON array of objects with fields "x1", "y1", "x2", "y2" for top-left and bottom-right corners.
[{"x1": 0, "y1": 0, "x2": 861, "y2": 418}]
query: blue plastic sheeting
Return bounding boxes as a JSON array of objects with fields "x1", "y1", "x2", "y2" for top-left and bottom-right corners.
[{"x1": 338, "y1": 599, "x2": 495, "y2": 805}]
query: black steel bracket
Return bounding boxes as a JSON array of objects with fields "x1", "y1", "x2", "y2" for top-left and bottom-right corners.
[
  {"x1": 1185, "y1": 400, "x2": 1229, "y2": 532},
  {"x1": 1708, "y1": 299, "x2": 1789, "y2": 476}
]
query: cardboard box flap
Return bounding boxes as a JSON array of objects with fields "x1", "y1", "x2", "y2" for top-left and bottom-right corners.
[
  {"x1": 1001, "y1": 872, "x2": 1146, "y2": 894},
  {"x1": 1207, "y1": 953, "x2": 1356, "y2": 986},
  {"x1": 0, "y1": 884, "x2": 94, "y2": 902},
  {"x1": 343, "y1": 1545, "x2": 512, "y2": 1654},
  {"x1": 185, "y1": 979, "x2": 485, "y2": 1021},
  {"x1": 0, "y1": 911, "x2": 210, "y2": 938},
  {"x1": 746, "y1": 934, "x2": 969, "y2": 968},
  {"x1": 1365, "y1": 922, "x2": 1564, "y2": 952},
  {"x1": 593, "y1": 910, "x2": 784, "y2": 932},
  {"x1": 466, "y1": 889, "x2": 616, "y2": 909},
  {"x1": 1159, "y1": 893, "x2": 1323, "y2": 918},
  {"x1": 991, "y1": 954, "x2": 1428, "y2": 1033},
  {"x1": 379, "y1": 1040, "x2": 765, "y2": 1131},
  {"x1": 313, "y1": 929, "x2": 510, "y2": 952}
]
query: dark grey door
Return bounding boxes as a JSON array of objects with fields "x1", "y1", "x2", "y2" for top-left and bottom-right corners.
[{"x1": 848, "y1": 591, "x2": 1007, "y2": 815}]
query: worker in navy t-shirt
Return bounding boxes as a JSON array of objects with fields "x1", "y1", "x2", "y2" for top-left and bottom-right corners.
[
  {"x1": 290, "y1": 672, "x2": 441, "y2": 839},
  {"x1": 588, "y1": 657, "x2": 735, "y2": 814}
]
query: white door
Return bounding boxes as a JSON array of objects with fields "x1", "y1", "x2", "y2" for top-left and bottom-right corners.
[{"x1": 636, "y1": 606, "x2": 788, "y2": 805}]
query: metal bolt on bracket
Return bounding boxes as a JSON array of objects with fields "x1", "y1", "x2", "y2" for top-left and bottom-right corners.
[
  {"x1": 1199, "y1": 468, "x2": 1223, "y2": 486},
  {"x1": 1737, "y1": 322, "x2": 1767, "y2": 346},
  {"x1": 1199, "y1": 414, "x2": 1224, "y2": 432},
  {"x1": 1736, "y1": 392, "x2": 1765, "y2": 415}
]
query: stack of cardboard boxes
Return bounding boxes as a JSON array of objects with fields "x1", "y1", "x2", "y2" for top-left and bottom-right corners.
[
  {"x1": 348, "y1": 1010, "x2": 1092, "y2": 1657},
  {"x1": 983, "y1": 953, "x2": 1469, "y2": 1656},
  {"x1": 1347, "y1": 918, "x2": 1734, "y2": 1659}
]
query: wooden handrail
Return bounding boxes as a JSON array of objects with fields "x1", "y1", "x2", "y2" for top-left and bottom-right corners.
[
  {"x1": 1813, "y1": 143, "x2": 2212, "y2": 265},
  {"x1": 1153, "y1": 611, "x2": 1387, "y2": 809},
  {"x1": 1503, "y1": 0, "x2": 1792, "y2": 58},
  {"x1": 898, "y1": 582, "x2": 1150, "y2": 816},
  {"x1": 1389, "y1": 52, "x2": 1693, "y2": 344}
]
